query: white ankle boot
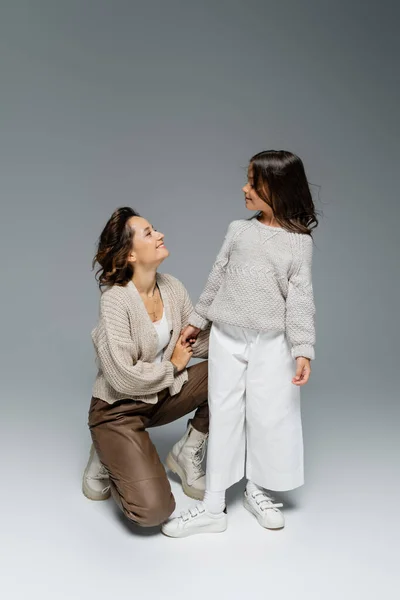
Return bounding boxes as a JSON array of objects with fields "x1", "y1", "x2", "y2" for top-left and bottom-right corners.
[
  {"x1": 82, "y1": 444, "x2": 111, "y2": 501},
  {"x1": 162, "y1": 502, "x2": 227, "y2": 538},
  {"x1": 243, "y1": 489, "x2": 285, "y2": 529},
  {"x1": 166, "y1": 421, "x2": 207, "y2": 500}
]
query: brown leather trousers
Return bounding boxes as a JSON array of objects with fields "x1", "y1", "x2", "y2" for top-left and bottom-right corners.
[{"x1": 88, "y1": 361, "x2": 209, "y2": 527}]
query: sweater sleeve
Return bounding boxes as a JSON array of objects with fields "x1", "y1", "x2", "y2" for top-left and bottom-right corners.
[
  {"x1": 93, "y1": 293, "x2": 175, "y2": 396},
  {"x1": 180, "y1": 283, "x2": 210, "y2": 358},
  {"x1": 189, "y1": 222, "x2": 235, "y2": 330},
  {"x1": 285, "y1": 235, "x2": 316, "y2": 360}
]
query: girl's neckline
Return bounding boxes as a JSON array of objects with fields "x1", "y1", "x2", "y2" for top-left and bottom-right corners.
[{"x1": 252, "y1": 217, "x2": 285, "y2": 231}]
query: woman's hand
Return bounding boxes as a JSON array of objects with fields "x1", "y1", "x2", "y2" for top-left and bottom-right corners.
[
  {"x1": 292, "y1": 357, "x2": 311, "y2": 386},
  {"x1": 171, "y1": 334, "x2": 194, "y2": 372},
  {"x1": 181, "y1": 325, "x2": 201, "y2": 345}
]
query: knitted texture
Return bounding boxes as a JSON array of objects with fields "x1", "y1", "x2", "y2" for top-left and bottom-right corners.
[
  {"x1": 189, "y1": 219, "x2": 316, "y2": 360},
  {"x1": 91, "y1": 274, "x2": 210, "y2": 404}
]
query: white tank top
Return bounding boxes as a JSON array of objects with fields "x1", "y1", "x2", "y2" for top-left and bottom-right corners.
[{"x1": 152, "y1": 310, "x2": 171, "y2": 363}]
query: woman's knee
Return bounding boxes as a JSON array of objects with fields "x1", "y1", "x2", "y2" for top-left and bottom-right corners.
[
  {"x1": 114, "y1": 478, "x2": 175, "y2": 528},
  {"x1": 191, "y1": 359, "x2": 208, "y2": 381},
  {"x1": 135, "y1": 491, "x2": 176, "y2": 527}
]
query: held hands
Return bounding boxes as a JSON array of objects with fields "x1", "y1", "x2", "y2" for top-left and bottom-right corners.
[
  {"x1": 292, "y1": 357, "x2": 311, "y2": 386},
  {"x1": 181, "y1": 325, "x2": 201, "y2": 345},
  {"x1": 170, "y1": 334, "x2": 194, "y2": 372},
  {"x1": 170, "y1": 325, "x2": 201, "y2": 373}
]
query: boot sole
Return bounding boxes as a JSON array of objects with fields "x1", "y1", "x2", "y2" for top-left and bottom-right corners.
[
  {"x1": 243, "y1": 497, "x2": 285, "y2": 530},
  {"x1": 82, "y1": 478, "x2": 111, "y2": 501},
  {"x1": 165, "y1": 453, "x2": 205, "y2": 501}
]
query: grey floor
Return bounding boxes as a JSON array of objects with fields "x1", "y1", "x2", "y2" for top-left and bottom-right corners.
[{"x1": 4, "y1": 386, "x2": 399, "y2": 600}]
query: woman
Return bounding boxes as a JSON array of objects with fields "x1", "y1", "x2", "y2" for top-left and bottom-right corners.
[{"x1": 82, "y1": 207, "x2": 210, "y2": 528}]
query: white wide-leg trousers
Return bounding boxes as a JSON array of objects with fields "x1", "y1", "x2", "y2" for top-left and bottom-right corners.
[{"x1": 206, "y1": 322, "x2": 304, "y2": 492}]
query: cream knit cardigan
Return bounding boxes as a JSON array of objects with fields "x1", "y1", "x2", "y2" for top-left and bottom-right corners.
[{"x1": 91, "y1": 273, "x2": 210, "y2": 404}]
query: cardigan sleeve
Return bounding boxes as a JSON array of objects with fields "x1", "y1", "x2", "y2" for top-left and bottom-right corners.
[
  {"x1": 189, "y1": 221, "x2": 236, "y2": 330},
  {"x1": 92, "y1": 293, "x2": 175, "y2": 396},
  {"x1": 285, "y1": 235, "x2": 316, "y2": 360}
]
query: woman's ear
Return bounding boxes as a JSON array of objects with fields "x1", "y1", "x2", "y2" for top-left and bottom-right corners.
[{"x1": 127, "y1": 251, "x2": 136, "y2": 265}]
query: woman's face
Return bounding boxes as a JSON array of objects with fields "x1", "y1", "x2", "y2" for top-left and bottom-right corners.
[
  {"x1": 242, "y1": 164, "x2": 270, "y2": 212},
  {"x1": 127, "y1": 216, "x2": 169, "y2": 268}
]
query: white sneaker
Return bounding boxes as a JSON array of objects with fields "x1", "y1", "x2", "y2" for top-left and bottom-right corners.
[
  {"x1": 243, "y1": 489, "x2": 285, "y2": 529},
  {"x1": 166, "y1": 420, "x2": 207, "y2": 500},
  {"x1": 162, "y1": 503, "x2": 227, "y2": 538},
  {"x1": 82, "y1": 444, "x2": 111, "y2": 501}
]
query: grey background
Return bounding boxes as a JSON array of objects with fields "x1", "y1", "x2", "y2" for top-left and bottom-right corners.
[{"x1": 1, "y1": 1, "x2": 399, "y2": 598}]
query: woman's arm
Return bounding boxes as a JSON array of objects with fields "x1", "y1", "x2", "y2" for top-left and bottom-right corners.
[
  {"x1": 92, "y1": 292, "x2": 175, "y2": 396},
  {"x1": 285, "y1": 235, "x2": 316, "y2": 360}
]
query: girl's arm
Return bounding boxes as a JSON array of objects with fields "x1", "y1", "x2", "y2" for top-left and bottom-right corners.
[
  {"x1": 189, "y1": 222, "x2": 235, "y2": 330},
  {"x1": 92, "y1": 293, "x2": 175, "y2": 396},
  {"x1": 180, "y1": 283, "x2": 210, "y2": 358},
  {"x1": 286, "y1": 235, "x2": 316, "y2": 360}
]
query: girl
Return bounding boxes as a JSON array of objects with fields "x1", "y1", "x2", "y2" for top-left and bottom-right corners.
[{"x1": 162, "y1": 150, "x2": 318, "y2": 537}]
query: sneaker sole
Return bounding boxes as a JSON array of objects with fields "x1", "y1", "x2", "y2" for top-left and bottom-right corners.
[
  {"x1": 82, "y1": 446, "x2": 111, "y2": 502},
  {"x1": 162, "y1": 519, "x2": 227, "y2": 538},
  {"x1": 165, "y1": 452, "x2": 205, "y2": 501},
  {"x1": 243, "y1": 497, "x2": 285, "y2": 530}
]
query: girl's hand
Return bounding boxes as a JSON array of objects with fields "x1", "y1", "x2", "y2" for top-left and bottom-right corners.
[
  {"x1": 181, "y1": 325, "x2": 201, "y2": 345},
  {"x1": 292, "y1": 357, "x2": 311, "y2": 386},
  {"x1": 181, "y1": 336, "x2": 197, "y2": 347}
]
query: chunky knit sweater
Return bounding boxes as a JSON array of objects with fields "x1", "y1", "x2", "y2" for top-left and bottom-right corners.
[
  {"x1": 91, "y1": 274, "x2": 210, "y2": 404},
  {"x1": 189, "y1": 219, "x2": 316, "y2": 360}
]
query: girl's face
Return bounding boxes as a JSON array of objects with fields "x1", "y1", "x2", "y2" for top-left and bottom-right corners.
[
  {"x1": 127, "y1": 216, "x2": 169, "y2": 268},
  {"x1": 242, "y1": 164, "x2": 270, "y2": 212}
]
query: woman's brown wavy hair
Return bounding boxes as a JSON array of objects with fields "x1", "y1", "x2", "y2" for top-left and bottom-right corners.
[
  {"x1": 249, "y1": 150, "x2": 319, "y2": 235},
  {"x1": 93, "y1": 207, "x2": 140, "y2": 288}
]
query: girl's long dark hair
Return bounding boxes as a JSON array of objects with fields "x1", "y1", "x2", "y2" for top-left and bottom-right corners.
[
  {"x1": 250, "y1": 150, "x2": 318, "y2": 235},
  {"x1": 93, "y1": 207, "x2": 140, "y2": 288}
]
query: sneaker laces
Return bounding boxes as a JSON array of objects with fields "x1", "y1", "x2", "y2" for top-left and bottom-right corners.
[
  {"x1": 252, "y1": 490, "x2": 283, "y2": 512},
  {"x1": 179, "y1": 503, "x2": 206, "y2": 522}
]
